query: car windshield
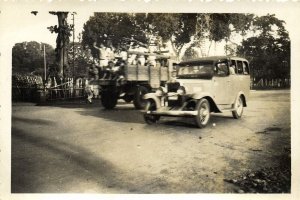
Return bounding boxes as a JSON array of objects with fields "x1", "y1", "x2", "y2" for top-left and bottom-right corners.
[{"x1": 177, "y1": 61, "x2": 214, "y2": 79}]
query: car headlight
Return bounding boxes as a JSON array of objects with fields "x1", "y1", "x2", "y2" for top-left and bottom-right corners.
[
  {"x1": 155, "y1": 87, "x2": 167, "y2": 96},
  {"x1": 176, "y1": 86, "x2": 186, "y2": 95}
]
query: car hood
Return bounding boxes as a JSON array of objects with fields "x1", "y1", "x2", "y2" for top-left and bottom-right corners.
[{"x1": 175, "y1": 79, "x2": 212, "y2": 95}]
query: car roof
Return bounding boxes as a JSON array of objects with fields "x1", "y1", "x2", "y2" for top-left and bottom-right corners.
[{"x1": 179, "y1": 56, "x2": 248, "y2": 64}]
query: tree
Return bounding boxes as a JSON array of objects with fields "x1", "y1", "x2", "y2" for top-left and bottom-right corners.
[
  {"x1": 192, "y1": 13, "x2": 254, "y2": 56},
  {"x1": 12, "y1": 41, "x2": 55, "y2": 76},
  {"x1": 68, "y1": 42, "x2": 94, "y2": 78},
  {"x1": 82, "y1": 13, "x2": 148, "y2": 58},
  {"x1": 48, "y1": 12, "x2": 73, "y2": 78},
  {"x1": 237, "y1": 14, "x2": 290, "y2": 80},
  {"x1": 147, "y1": 13, "x2": 254, "y2": 58},
  {"x1": 182, "y1": 46, "x2": 199, "y2": 61},
  {"x1": 82, "y1": 13, "x2": 200, "y2": 59},
  {"x1": 82, "y1": 13, "x2": 281, "y2": 62}
]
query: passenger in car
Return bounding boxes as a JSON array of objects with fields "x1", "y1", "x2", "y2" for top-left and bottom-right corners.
[{"x1": 230, "y1": 65, "x2": 236, "y2": 75}]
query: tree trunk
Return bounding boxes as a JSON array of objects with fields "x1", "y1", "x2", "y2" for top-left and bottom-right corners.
[
  {"x1": 55, "y1": 12, "x2": 69, "y2": 79},
  {"x1": 170, "y1": 40, "x2": 180, "y2": 61},
  {"x1": 207, "y1": 40, "x2": 212, "y2": 56}
]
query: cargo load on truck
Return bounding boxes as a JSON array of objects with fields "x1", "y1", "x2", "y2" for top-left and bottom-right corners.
[{"x1": 88, "y1": 42, "x2": 175, "y2": 109}]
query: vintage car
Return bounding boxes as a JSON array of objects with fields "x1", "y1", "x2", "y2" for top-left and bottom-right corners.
[{"x1": 143, "y1": 56, "x2": 250, "y2": 128}]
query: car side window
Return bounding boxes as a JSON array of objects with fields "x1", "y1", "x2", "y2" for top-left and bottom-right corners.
[
  {"x1": 216, "y1": 62, "x2": 229, "y2": 76},
  {"x1": 229, "y1": 60, "x2": 237, "y2": 75},
  {"x1": 243, "y1": 61, "x2": 249, "y2": 75},
  {"x1": 237, "y1": 61, "x2": 244, "y2": 74}
]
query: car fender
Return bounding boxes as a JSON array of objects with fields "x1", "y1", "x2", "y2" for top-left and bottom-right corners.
[
  {"x1": 191, "y1": 92, "x2": 214, "y2": 100},
  {"x1": 234, "y1": 91, "x2": 247, "y2": 107},
  {"x1": 191, "y1": 92, "x2": 222, "y2": 113},
  {"x1": 143, "y1": 93, "x2": 161, "y2": 109}
]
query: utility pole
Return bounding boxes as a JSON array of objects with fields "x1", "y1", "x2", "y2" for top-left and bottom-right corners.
[
  {"x1": 43, "y1": 44, "x2": 47, "y2": 81},
  {"x1": 71, "y1": 12, "x2": 77, "y2": 78}
]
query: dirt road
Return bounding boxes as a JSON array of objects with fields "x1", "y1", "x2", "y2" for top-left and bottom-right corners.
[{"x1": 11, "y1": 90, "x2": 291, "y2": 193}]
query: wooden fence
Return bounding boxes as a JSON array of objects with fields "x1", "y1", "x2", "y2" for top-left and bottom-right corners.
[
  {"x1": 251, "y1": 78, "x2": 290, "y2": 89},
  {"x1": 12, "y1": 78, "x2": 87, "y2": 103}
]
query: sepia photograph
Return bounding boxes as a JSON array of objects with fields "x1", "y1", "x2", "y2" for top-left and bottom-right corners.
[{"x1": 0, "y1": 0, "x2": 299, "y2": 199}]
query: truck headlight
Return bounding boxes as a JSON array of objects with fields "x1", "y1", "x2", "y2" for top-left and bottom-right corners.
[{"x1": 177, "y1": 86, "x2": 186, "y2": 95}]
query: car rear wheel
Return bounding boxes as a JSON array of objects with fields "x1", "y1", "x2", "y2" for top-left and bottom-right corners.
[
  {"x1": 232, "y1": 95, "x2": 244, "y2": 119},
  {"x1": 194, "y1": 99, "x2": 210, "y2": 128},
  {"x1": 144, "y1": 100, "x2": 160, "y2": 124}
]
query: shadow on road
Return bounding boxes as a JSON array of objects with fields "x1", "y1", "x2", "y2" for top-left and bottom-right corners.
[
  {"x1": 11, "y1": 127, "x2": 120, "y2": 192},
  {"x1": 12, "y1": 116, "x2": 55, "y2": 126},
  {"x1": 76, "y1": 105, "x2": 145, "y2": 124},
  {"x1": 11, "y1": 127, "x2": 175, "y2": 193},
  {"x1": 76, "y1": 106, "x2": 240, "y2": 128},
  {"x1": 158, "y1": 113, "x2": 237, "y2": 129}
]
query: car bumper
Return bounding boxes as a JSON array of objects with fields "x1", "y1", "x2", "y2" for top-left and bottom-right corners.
[{"x1": 144, "y1": 110, "x2": 198, "y2": 117}]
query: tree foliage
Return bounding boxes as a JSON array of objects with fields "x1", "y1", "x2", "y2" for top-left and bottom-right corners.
[
  {"x1": 12, "y1": 41, "x2": 55, "y2": 76},
  {"x1": 82, "y1": 13, "x2": 148, "y2": 58},
  {"x1": 68, "y1": 42, "x2": 94, "y2": 78},
  {"x1": 81, "y1": 13, "x2": 290, "y2": 79},
  {"x1": 82, "y1": 13, "x2": 253, "y2": 58},
  {"x1": 182, "y1": 46, "x2": 199, "y2": 61},
  {"x1": 237, "y1": 14, "x2": 290, "y2": 79}
]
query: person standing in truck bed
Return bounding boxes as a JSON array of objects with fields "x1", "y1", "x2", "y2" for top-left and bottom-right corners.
[{"x1": 93, "y1": 42, "x2": 108, "y2": 68}]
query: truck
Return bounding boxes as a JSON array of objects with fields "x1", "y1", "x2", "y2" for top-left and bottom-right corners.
[{"x1": 96, "y1": 51, "x2": 175, "y2": 109}]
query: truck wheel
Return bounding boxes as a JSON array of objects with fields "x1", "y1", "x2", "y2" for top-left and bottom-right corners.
[
  {"x1": 123, "y1": 95, "x2": 134, "y2": 103},
  {"x1": 133, "y1": 86, "x2": 148, "y2": 109},
  {"x1": 194, "y1": 99, "x2": 210, "y2": 128},
  {"x1": 232, "y1": 95, "x2": 244, "y2": 119},
  {"x1": 144, "y1": 100, "x2": 160, "y2": 124},
  {"x1": 101, "y1": 91, "x2": 118, "y2": 109}
]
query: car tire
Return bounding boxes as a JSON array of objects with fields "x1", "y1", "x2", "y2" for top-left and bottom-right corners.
[
  {"x1": 194, "y1": 98, "x2": 211, "y2": 128},
  {"x1": 232, "y1": 95, "x2": 244, "y2": 119},
  {"x1": 144, "y1": 100, "x2": 160, "y2": 124}
]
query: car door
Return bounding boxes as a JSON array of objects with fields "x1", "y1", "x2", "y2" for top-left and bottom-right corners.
[
  {"x1": 212, "y1": 60, "x2": 231, "y2": 106},
  {"x1": 231, "y1": 60, "x2": 250, "y2": 102},
  {"x1": 227, "y1": 59, "x2": 239, "y2": 104}
]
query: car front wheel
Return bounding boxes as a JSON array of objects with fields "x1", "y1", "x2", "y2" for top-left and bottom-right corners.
[
  {"x1": 144, "y1": 100, "x2": 160, "y2": 124},
  {"x1": 194, "y1": 99, "x2": 211, "y2": 128}
]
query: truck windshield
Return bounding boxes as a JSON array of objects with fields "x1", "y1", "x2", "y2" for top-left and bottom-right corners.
[{"x1": 177, "y1": 61, "x2": 214, "y2": 79}]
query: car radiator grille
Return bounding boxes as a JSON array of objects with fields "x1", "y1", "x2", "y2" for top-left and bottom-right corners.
[
  {"x1": 166, "y1": 82, "x2": 182, "y2": 107},
  {"x1": 167, "y1": 82, "x2": 180, "y2": 92}
]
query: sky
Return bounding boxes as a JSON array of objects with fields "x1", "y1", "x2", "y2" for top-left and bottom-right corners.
[
  {"x1": 0, "y1": 9, "x2": 92, "y2": 47},
  {"x1": 0, "y1": 3, "x2": 294, "y2": 56},
  {"x1": 3, "y1": 11, "x2": 292, "y2": 44}
]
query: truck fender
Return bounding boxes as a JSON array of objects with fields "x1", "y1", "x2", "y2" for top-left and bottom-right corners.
[{"x1": 143, "y1": 93, "x2": 161, "y2": 109}]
